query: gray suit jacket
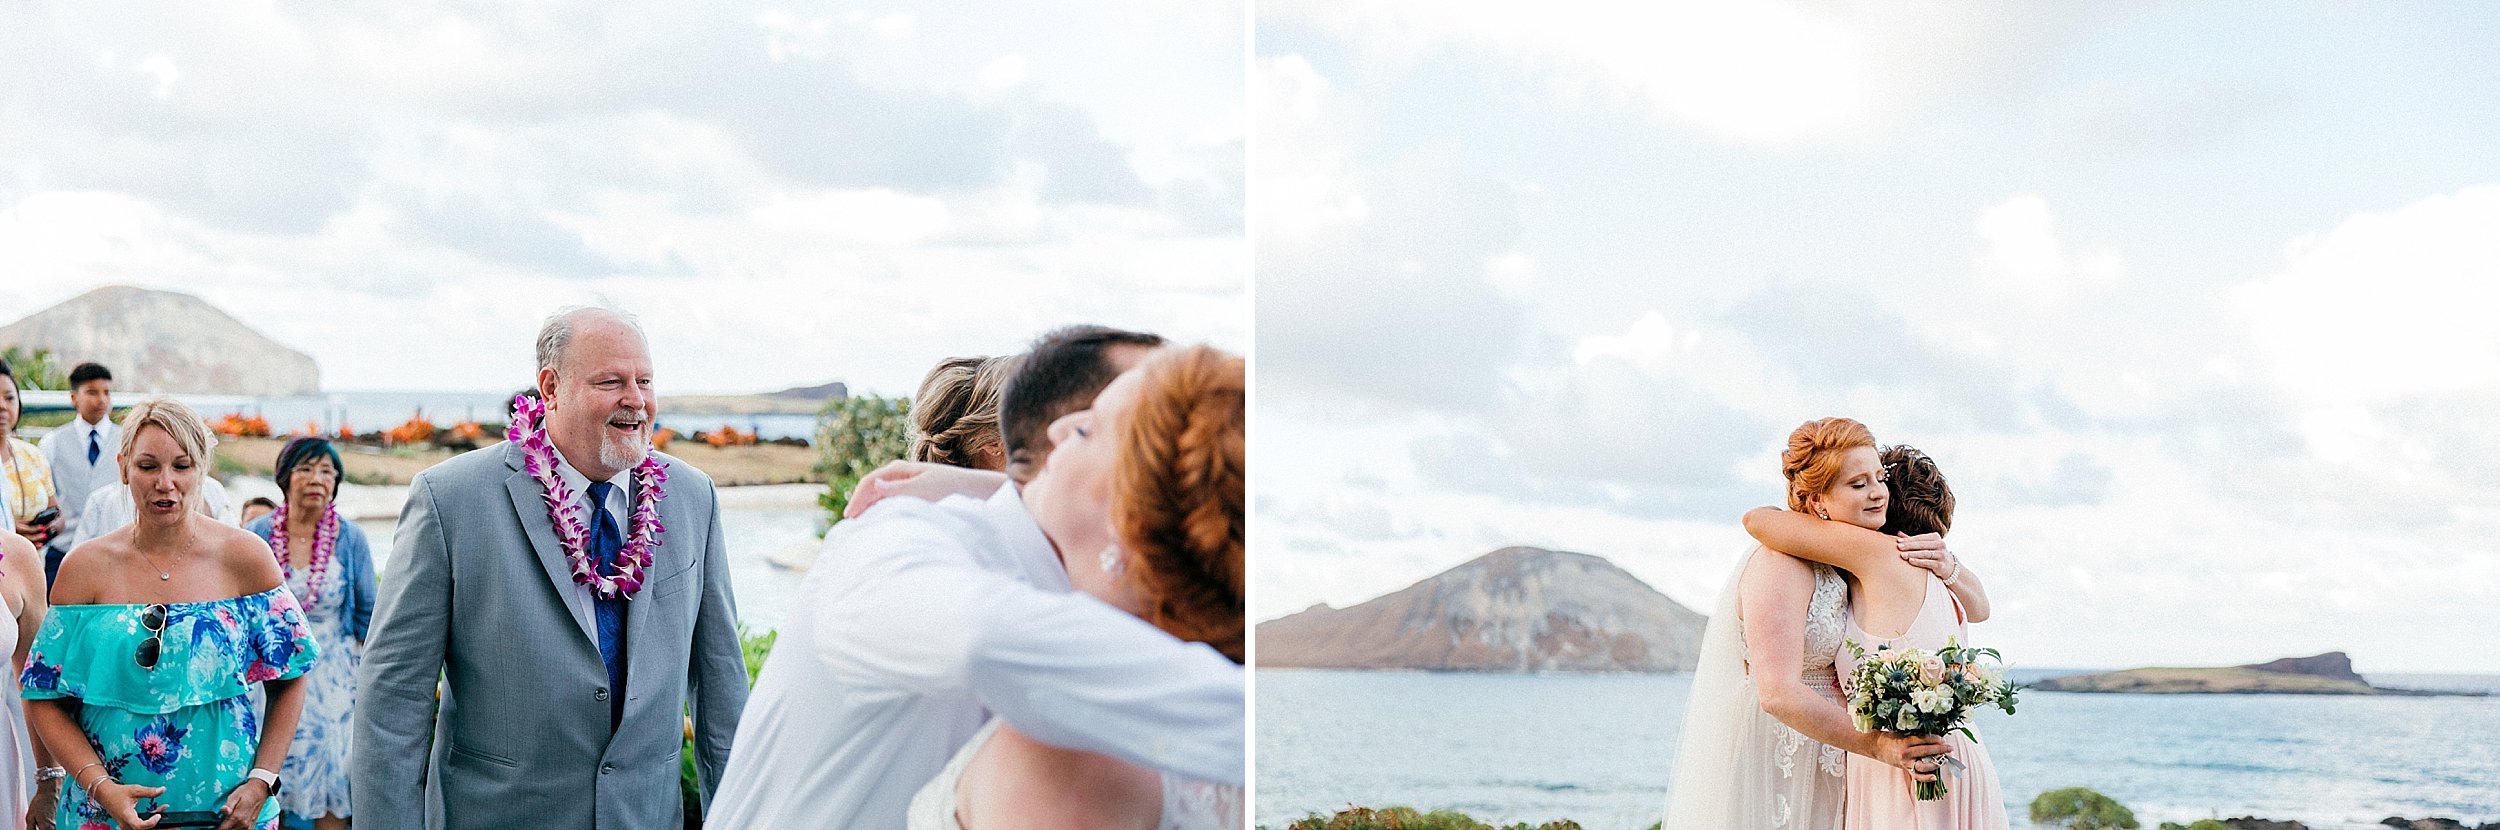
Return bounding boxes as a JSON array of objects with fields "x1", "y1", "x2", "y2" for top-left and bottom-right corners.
[{"x1": 351, "y1": 441, "x2": 748, "y2": 830}]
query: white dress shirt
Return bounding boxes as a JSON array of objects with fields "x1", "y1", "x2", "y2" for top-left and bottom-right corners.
[
  {"x1": 548, "y1": 446, "x2": 637, "y2": 602},
  {"x1": 706, "y1": 483, "x2": 1246, "y2": 830},
  {"x1": 70, "y1": 476, "x2": 236, "y2": 550},
  {"x1": 39, "y1": 414, "x2": 119, "y2": 549}
]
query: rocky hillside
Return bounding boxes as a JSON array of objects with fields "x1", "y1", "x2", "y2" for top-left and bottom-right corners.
[
  {"x1": 0, "y1": 285, "x2": 320, "y2": 396},
  {"x1": 1256, "y1": 547, "x2": 1708, "y2": 673}
]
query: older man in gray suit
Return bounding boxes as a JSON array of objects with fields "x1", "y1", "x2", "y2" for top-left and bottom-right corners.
[{"x1": 352, "y1": 306, "x2": 747, "y2": 830}]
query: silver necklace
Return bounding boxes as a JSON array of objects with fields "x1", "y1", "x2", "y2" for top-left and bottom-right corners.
[{"x1": 137, "y1": 532, "x2": 191, "y2": 581}]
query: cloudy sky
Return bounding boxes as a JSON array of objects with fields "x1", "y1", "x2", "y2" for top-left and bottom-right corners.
[
  {"x1": 1254, "y1": 1, "x2": 2500, "y2": 673},
  {"x1": 0, "y1": 0, "x2": 1244, "y2": 396}
]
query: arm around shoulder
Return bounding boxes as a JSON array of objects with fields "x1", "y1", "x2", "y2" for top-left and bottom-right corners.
[{"x1": 1742, "y1": 506, "x2": 1907, "y2": 576}]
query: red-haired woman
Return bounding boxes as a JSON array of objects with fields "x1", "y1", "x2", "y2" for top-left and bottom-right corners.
[{"x1": 906, "y1": 344, "x2": 1243, "y2": 830}]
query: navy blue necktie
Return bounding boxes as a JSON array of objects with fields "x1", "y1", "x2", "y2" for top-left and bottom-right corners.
[
  {"x1": 585, "y1": 481, "x2": 629, "y2": 729},
  {"x1": 86, "y1": 430, "x2": 98, "y2": 465}
]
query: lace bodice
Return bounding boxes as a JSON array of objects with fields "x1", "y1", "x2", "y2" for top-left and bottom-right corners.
[{"x1": 1799, "y1": 562, "x2": 1848, "y2": 689}]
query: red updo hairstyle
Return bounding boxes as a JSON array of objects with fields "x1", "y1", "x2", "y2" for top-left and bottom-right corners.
[
  {"x1": 1781, "y1": 417, "x2": 1876, "y2": 514},
  {"x1": 1111, "y1": 345, "x2": 1245, "y2": 664}
]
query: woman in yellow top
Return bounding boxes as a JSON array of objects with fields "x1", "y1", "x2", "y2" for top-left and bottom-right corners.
[{"x1": 0, "y1": 361, "x2": 61, "y2": 549}]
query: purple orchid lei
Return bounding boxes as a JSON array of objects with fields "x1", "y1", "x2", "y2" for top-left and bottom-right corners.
[
  {"x1": 268, "y1": 500, "x2": 340, "y2": 604},
  {"x1": 508, "y1": 393, "x2": 669, "y2": 600}
]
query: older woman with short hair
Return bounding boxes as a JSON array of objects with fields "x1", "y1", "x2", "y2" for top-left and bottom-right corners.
[
  {"x1": 22, "y1": 398, "x2": 316, "y2": 830},
  {"x1": 244, "y1": 438, "x2": 372, "y2": 830}
]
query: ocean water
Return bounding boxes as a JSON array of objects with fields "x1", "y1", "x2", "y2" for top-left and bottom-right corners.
[{"x1": 1254, "y1": 669, "x2": 2500, "y2": 830}]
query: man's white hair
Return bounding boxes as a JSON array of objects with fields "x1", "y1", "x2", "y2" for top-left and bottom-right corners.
[{"x1": 535, "y1": 304, "x2": 646, "y2": 377}]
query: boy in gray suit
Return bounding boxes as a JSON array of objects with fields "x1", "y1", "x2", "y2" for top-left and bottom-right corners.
[{"x1": 352, "y1": 306, "x2": 747, "y2": 830}]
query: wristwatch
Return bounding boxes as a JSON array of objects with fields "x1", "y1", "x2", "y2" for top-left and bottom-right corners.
[{"x1": 247, "y1": 768, "x2": 282, "y2": 795}]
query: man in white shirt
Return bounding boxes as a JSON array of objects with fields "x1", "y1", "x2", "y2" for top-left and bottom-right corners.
[
  {"x1": 708, "y1": 326, "x2": 1244, "y2": 830},
  {"x1": 37, "y1": 362, "x2": 117, "y2": 585}
]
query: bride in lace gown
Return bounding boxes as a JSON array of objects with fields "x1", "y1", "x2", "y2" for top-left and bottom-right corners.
[
  {"x1": 1661, "y1": 548, "x2": 1861, "y2": 830},
  {"x1": 907, "y1": 345, "x2": 1244, "y2": 830}
]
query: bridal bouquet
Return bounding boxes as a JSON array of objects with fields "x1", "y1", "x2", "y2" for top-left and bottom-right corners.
[{"x1": 1842, "y1": 639, "x2": 2021, "y2": 800}]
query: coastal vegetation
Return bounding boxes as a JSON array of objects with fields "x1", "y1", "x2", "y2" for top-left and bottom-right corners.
[
  {"x1": 1272, "y1": 806, "x2": 1588, "y2": 830},
  {"x1": 2031, "y1": 787, "x2": 2140, "y2": 829},
  {"x1": 813, "y1": 393, "x2": 911, "y2": 526},
  {"x1": 0, "y1": 345, "x2": 65, "y2": 389},
  {"x1": 682, "y1": 624, "x2": 781, "y2": 822}
]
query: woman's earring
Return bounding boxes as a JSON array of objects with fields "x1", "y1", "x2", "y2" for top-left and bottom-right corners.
[
  {"x1": 1817, "y1": 510, "x2": 1830, "y2": 520},
  {"x1": 1099, "y1": 545, "x2": 1124, "y2": 576}
]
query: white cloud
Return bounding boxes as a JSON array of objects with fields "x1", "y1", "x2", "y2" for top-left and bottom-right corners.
[
  {"x1": 1972, "y1": 193, "x2": 2124, "y2": 299},
  {"x1": 871, "y1": 13, "x2": 915, "y2": 41},
  {"x1": 1251, "y1": 55, "x2": 1366, "y2": 243},
  {"x1": 979, "y1": 54, "x2": 1030, "y2": 90},
  {"x1": 1264, "y1": 0, "x2": 2113, "y2": 145},
  {"x1": 136, "y1": 54, "x2": 181, "y2": 99},
  {"x1": 2233, "y1": 184, "x2": 2500, "y2": 405},
  {"x1": 0, "y1": 1, "x2": 1243, "y2": 394}
]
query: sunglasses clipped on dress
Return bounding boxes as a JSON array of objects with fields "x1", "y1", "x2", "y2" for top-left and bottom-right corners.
[{"x1": 136, "y1": 603, "x2": 168, "y2": 670}]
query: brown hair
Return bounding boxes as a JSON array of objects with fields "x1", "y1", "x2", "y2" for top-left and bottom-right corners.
[
  {"x1": 909, "y1": 355, "x2": 1011, "y2": 470},
  {"x1": 1780, "y1": 417, "x2": 1876, "y2": 514},
  {"x1": 1112, "y1": 345, "x2": 1245, "y2": 664},
  {"x1": 1879, "y1": 445, "x2": 1954, "y2": 537}
]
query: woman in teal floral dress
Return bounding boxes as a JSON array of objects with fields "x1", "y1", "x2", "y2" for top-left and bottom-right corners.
[{"x1": 21, "y1": 400, "x2": 315, "y2": 830}]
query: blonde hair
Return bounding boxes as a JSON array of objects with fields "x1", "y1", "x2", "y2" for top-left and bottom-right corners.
[
  {"x1": 1780, "y1": 417, "x2": 1875, "y2": 514},
  {"x1": 909, "y1": 355, "x2": 1013, "y2": 470},
  {"x1": 1112, "y1": 345, "x2": 1246, "y2": 664},
  {"x1": 117, "y1": 397, "x2": 215, "y2": 468}
]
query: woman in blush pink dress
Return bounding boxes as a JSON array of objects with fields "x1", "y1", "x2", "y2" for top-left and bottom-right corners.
[{"x1": 1744, "y1": 419, "x2": 2010, "y2": 830}]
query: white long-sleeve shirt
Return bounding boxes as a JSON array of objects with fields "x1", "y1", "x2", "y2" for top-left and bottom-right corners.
[
  {"x1": 706, "y1": 483, "x2": 1245, "y2": 830},
  {"x1": 39, "y1": 414, "x2": 119, "y2": 549}
]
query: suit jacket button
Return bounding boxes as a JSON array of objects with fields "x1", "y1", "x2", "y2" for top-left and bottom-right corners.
[
  {"x1": 601, "y1": 764, "x2": 615, "y2": 774},
  {"x1": 595, "y1": 688, "x2": 609, "y2": 701}
]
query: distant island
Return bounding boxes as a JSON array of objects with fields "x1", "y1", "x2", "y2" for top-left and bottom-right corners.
[
  {"x1": 2033, "y1": 652, "x2": 2484, "y2": 696},
  {"x1": 667, "y1": 382, "x2": 852, "y2": 416},
  {"x1": 1256, "y1": 547, "x2": 1708, "y2": 673}
]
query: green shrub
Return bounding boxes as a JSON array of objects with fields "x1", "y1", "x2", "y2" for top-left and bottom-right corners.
[
  {"x1": 2030, "y1": 787, "x2": 2140, "y2": 830},
  {"x1": 1278, "y1": 806, "x2": 1583, "y2": 830},
  {"x1": 682, "y1": 624, "x2": 782, "y2": 822},
  {"x1": 813, "y1": 394, "x2": 911, "y2": 528},
  {"x1": 1, "y1": 346, "x2": 66, "y2": 390}
]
